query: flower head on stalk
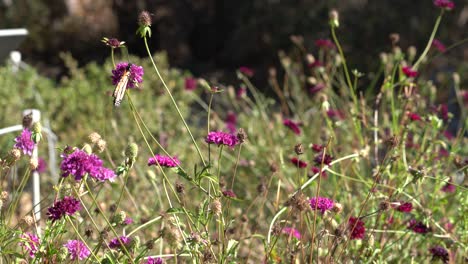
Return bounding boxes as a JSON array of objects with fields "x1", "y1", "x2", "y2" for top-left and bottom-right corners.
[
  {"x1": 14, "y1": 129, "x2": 35, "y2": 156},
  {"x1": 111, "y1": 62, "x2": 144, "y2": 89},
  {"x1": 137, "y1": 11, "x2": 152, "y2": 38},
  {"x1": 63, "y1": 240, "x2": 90, "y2": 260}
]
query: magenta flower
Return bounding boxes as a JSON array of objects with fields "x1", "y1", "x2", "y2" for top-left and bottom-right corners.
[
  {"x1": 314, "y1": 152, "x2": 333, "y2": 166},
  {"x1": 309, "y1": 197, "x2": 334, "y2": 214},
  {"x1": 47, "y1": 196, "x2": 81, "y2": 222},
  {"x1": 290, "y1": 157, "x2": 307, "y2": 168},
  {"x1": 348, "y1": 217, "x2": 366, "y2": 240},
  {"x1": 315, "y1": 39, "x2": 335, "y2": 49},
  {"x1": 407, "y1": 112, "x2": 422, "y2": 121},
  {"x1": 108, "y1": 236, "x2": 131, "y2": 250},
  {"x1": 309, "y1": 84, "x2": 325, "y2": 95},
  {"x1": 124, "y1": 217, "x2": 134, "y2": 225},
  {"x1": 437, "y1": 104, "x2": 449, "y2": 120},
  {"x1": 282, "y1": 227, "x2": 301, "y2": 239},
  {"x1": 148, "y1": 154, "x2": 180, "y2": 168},
  {"x1": 433, "y1": 0, "x2": 455, "y2": 10},
  {"x1": 146, "y1": 257, "x2": 164, "y2": 264},
  {"x1": 326, "y1": 109, "x2": 345, "y2": 120},
  {"x1": 311, "y1": 166, "x2": 327, "y2": 178},
  {"x1": 64, "y1": 240, "x2": 90, "y2": 260},
  {"x1": 225, "y1": 111, "x2": 237, "y2": 134},
  {"x1": 311, "y1": 144, "x2": 324, "y2": 153},
  {"x1": 222, "y1": 189, "x2": 237, "y2": 198},
  {"x1": 441, "y1": 178, "x2": 456, "y2": 193},
  {"x1": 429, "y1": 245, "x2": 449, "y2": 263},
  {"x1": 20, "y1": 233, "x2": 40, "y2": 258},
  {"x1": 14, "y1": 129, "x2": 35, "y2": 156},
  {"x1": 205, "y1": 131, "x2": 238, "y2": 147},
  {"x1": 111, "y1": 62, "x2": 144, "y2": 89},
  {"x1": 35, "y1": 158, "x2": 47, "y2": 173},
  {"x1": 184, "y1": 77, "x2": 197, "y2": 91},
  {"x1": 60, "y1": 149, "x2": 115, "y2": 182},
  {"x1": 432, "y1": 39, "x2": 446, "y2": 53},
  {"x1": 408, "y1": 219, "x2": 431, "y2": 234},
  {"x1": 283, "y1": 119, "x2": 301, "y2": 135},
  {"x1": 236, "y1": 86, "x2": 247, "y2": 99},
  {"x1": 395, "y1": 202, "x2": 413, "y2": 213},
  {"x1": 402, "y1": 66, "x2": 418, "y2": 78},
  {"x1": 443, "y1": 131, "x2": 454, "y2": 140},
  {"x1": 238, "y1": 66, "x2": 254, "y2": 77}
]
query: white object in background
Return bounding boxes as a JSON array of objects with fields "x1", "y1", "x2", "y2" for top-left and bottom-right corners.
[{"x1": 9, "y1": 51, "x2": 21, "y2": 73}]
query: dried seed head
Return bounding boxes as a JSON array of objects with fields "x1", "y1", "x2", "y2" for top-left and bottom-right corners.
[
  {"x1": 256, "y1": 182, "x2": 267, "y2": 194},
  {"x1": 176, "y1": 182, "x2": 185, "y2": 194},
  {"x1": 270, "y1": 162, "x2": 279, "y2": 173},
  {"x1": 1, "y1": 191, "x2": 7, "y2": 201},
  {"x1": 237, "y1": 128, "x2": 247, "y2": 143},
  {"x1": 332, "y1": 202, "x2": 343, "y2": 213},
  {"x1": 271, "y1": 224, "x2": 281, "y2": 236},
  {"x1": 210, "y1": 199, "x2": 222, "y2": 215},
  {"x1": 138, "y1": 11, "x2": 152, "y2": 26},
  {"x1": 202, "y1": 249, "x2": 216, "y2": 263},
  {"x1": 95, "y1": 139, "x2": 107, "y2": 153},
  {"x1": 286, "y1": 192, "x2": 309, "y2": 212},
  {"x1": 29, "y1": 158, "x2": 39, "y2": 170},
  {"x1": 23, "y1": 215, "x2": 34, "y2": 226},
  {"x1": 162, "y1": 226, "x2": 182, "y2": 248},
  {"x1": 145, "y1": 239, "x2": 155, "y2": 250},
  {"x1": 10, "y1": 148, "x2": 21, "y2": 162},
  {"x1": 85, "y1": 226, "x2": 93, "y2": 238},
  {"x1": 294, "y1": 143, "x2": 304, "y2": 155},
  {"x1": 379, "y1": 200, "x2": 390, "y2": 211},
  {"x1": 88, "y1": 132, "x2": 101, "y2": 144},
  {"x1": 22, "y1": 113, "x2": 33, "y2": 129},
  {"x1": 109, "y1": 204, "x2": 117, "y2": 213}
]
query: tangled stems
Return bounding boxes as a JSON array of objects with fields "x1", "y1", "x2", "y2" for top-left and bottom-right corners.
[
  {"x1": 66, "y1": 215, "x2": 100, "y2": 262},
  {"x1": 266, "y1": 152, "x2": 360, "y2": 244},
  {"x1": 142, "y1": 36, "x2": 206, "y2": 166}
]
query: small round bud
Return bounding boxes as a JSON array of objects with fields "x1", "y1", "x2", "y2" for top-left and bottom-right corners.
[
  {"x1": 329, "y1": 9, "x2": 339, "y2": 28},
  {"x1": 125, "y1": 143, "x2": 139, "y2": 159},
  {"x1": 82, "y1": 144, "x2": 92, "y2": 154},
  {"x1": 176, "y1": 182, "x2": 185, "y2": 194},
  {"x1": 379, "y1": 200, "x2": 390, "y2": 211},
  {"x1": 332, "y1": 202, "x2": 343, "y2": 213},
  {"x1": 138, "y1": 11, "x2": 152, "y2": 27},
  {"x1": 32, "y1": 122, "x2": 42, "y2": 134},
  {"x1": 29, "y1": 158, "x2": 39, "y2": 170},
  {"x1": 237, "y1": 128, "x2": 247, "y2": 143},
  {"x1": 95, "y1": 139, "x2": 107, "y2": 153},
  {"x1": 270, "y1": 162, "x2": 279, "y2": 173},
  {"x1": 88, "y1": 132, "x2": 101, "y2": 144},
  {"x1": 10, "y1": 148, "x2": 21, "y2": 161},
  {"x1": 294, "y1": 143, "x2": 304, "y2": 155},
  {"x1": 22, "y1": 114, "x2": 33, "y2": 129},
  {"x1": 389, "y1": 33, "x2": 400, "y2": 46}
]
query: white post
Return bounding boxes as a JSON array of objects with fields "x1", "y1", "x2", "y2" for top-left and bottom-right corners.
[{"x1": 23, "y1": 109, "x2": 41, "y2": 223}]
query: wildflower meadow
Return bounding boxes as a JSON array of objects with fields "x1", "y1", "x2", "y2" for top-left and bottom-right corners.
[{"x1": 0, "y1": 2, "x2": 467, "y2": 263}]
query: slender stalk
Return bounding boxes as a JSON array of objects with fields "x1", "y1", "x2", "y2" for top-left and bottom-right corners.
[{"x1": 413, "y1": 11, "x2": 443, "y2": 70}]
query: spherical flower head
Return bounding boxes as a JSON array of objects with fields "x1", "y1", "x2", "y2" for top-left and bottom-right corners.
[
  {"x1": 36, "y1": 158, "x2": 47, "y2": 173},
  {"x1": 93, "y1": 167, "x2": 116, "y2": 182},
  {"x1": 184, "y1": 77, "x2": 197, "y2": 91},
  {"x1": 138, "y1": 11, "x2": 152, "y2": 27},
  {"x1": 408, "y1": 219, "x2": 431, "y2": 234},
  {"x1": 111, "y1": 62, "x2": 144, "y2": 89},
  {"x1": 109, "y1": 236, "x2": 131, "y2": 250},
  {"x1": 60, "y1": 149, "x2": 102, "y2": 181},
  {"x1": 348, "y1": 217, "x2": 366, "y2": 240},
  {"x1": 47, "y1": 196, "x2": 81, "y2": 222},
  {"x1": 315, "y1": 39, "x2": 335, "y2": 49},
  {"x1": 64, "y1": 240, "x2": 90, "y2": 260},
  {"x1": 148, "y1": 154, "x2": 180, "y2": 168},
  {"x1": 14, "y1": 129, "x2": 35, "y2": 156},
  {"x1": 222, "y1": 189, "x2": 237, "y2": 198},
  {"x1": 146, "y1": 257, "x2": 164, "y2": 264},
  {"x1": 205, "y1": 131, "x2": 239, "y2": 147},
  {"x1": 434, "y1": 0, "x2": 455, "y2": 10},
  {"x1": 407, "y1": 112, "x2": 422, "y2": 121},
  {"x1": 395, "y1": 202, "x2": 413, "y2": 213},
  {"x1": 238, "y1": 66, "x2": 254, "y2": 77},
  {"x1": 402, "y1": 66, "x2": 418, "y2": 78},
  {"x1": 20, "y1": 233, "x2": 40, "y2": 258},
  {"x1": 432, "y1": 39, "x2": 446, "y2": 53},
  {"x1": 283, "y1": 119, "x2": 301, "y2": 135},
  {"x1": 125, "y1": 143, "x2": 139, "y2": 159},
  {"x1": 311, "y1": 144, "x2": 324, "y2": 153},
  {"x1": 314, "y1": 152, "x2": 333, "y2": 166},
  {"x1": 429, "y1": 245, "x2": 449, "y2": 263},
  {"x1": 290, "y1": 157, "x2": 307, "y2": 168},
  {"x1": 309, "y1": 197, "x2": 334, "y2": 214},
  {"x1": 282, "y1": 227, "x2": 301, "y2": 239}
]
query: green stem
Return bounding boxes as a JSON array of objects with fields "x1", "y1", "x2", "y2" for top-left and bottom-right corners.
[
  {"x1": 66, "y1": 216, "x2": 101, "y2": 262},
  {"x1": 143, "y1": 37, "x2": 206, "y2": 166},
  {"x1": 412, "y1": 11, "x2": 443, "y2": 70}
]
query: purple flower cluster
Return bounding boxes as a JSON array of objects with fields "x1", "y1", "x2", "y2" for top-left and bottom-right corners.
[
  {"x1": 408, "y1": 219, "x2": 431, "y2": 234},
  {"x1": 148, "y1": 154, "x2": 180, "y2": 167},
  {"x1": 290, "y1": 157, "x2": 307, "y2": 168},
  {"x1": 64, "y1": 240, "x2": 90, "y2": 260},
  {"x1": 14, "y1": 129, "x2": 35, "y2": 156},
  {"x1": 47, "y1": 196, "x2": 81, "y2": 222},
  {"x1": 348, "y1": 217, "x2": 366, "y2": 240},
  {"x1": 111, "y1": 62, "x2": 144, "y2": 89},
  {"x1": 283, "y1": 119, "x2": 301, "y2": 135},
  {"x1": 395, "y1": 202, "x2": 413, "y2": 213},
  {"x1": 238, "y1": 66, "x2": 254, "y2": 77},
  {"x1": 184, "y1": 77, "x2": 197, "y2": 91},
  {"x1": 311, "y1": 167, "x2": 328, "y2": 178},
  {"x1": 60, "y1": 149, "x2": 116, "y2": 181},
  {"x1": 429, "y1": 245, "x2": 449, "y2": 263},
  {"x1": 222, "y1": 189, "x2": 237, "y2": 198},
  {"x1": 402, "y1": 66, "x2": 418, "y2": 78},
  {"x1": 314, "y1": 152, "x2": 333, "y2": 166},
  {"x1": 309, "y1": 197, "x2": 334, "y2": 214},
  {"x1": 108, "y1": 236, "x2": 131, "y2": 250},
  {"x1": 434, "y1": 0, "x2": 455, "y2": 10},
  {"x1": 146, "y1": 257, "x2": 164, "y2": 264},
  {"x1": 20, "y1": 233, "x2": 40, "y2": 258},
  {"x1": 205, "y1": 131, "x2": 238, "y2": 147},
  {"x1": 282, "y1": 227, "x2": 301, "y2": 239}
]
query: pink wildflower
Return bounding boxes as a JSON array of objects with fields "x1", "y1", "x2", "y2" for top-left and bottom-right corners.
[
  {"x1": 402, "y1": 66, "x2": 418, "y2": 78},
  {"x1": 283, "y1": 119, "x2": 301, "y2": 135}
]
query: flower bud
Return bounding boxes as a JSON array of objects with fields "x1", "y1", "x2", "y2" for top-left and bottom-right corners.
[
  {"x1": 210, "y1": 199, "x2": 222, "y2": 215},
  {"x1": 95, "y1": 139, "x2": 107, "y2": 153},
  {"x1": 237, "y1": 128, "x2": 247, "y2": 143},
  {"x1": 23, "y1": 215, "x2": 35, "y2": 226},
  {"x1": 294, "y1": 143, "x2": 304, "y2": 155},
  {"x1": 29, "y1": 158, "x2": 39, "y2": 170},
  {"x1": 88, "y1": 132, "x2": 101, "y2": 144},
  {"x1": 329, "y1": 9, "x2": 339, "y2": 28},
  {"x1": 138, "y1": 11, "x2": 152, "y2": 27}
]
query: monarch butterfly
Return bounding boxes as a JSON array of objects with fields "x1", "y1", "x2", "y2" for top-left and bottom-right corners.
[{"x1": 113, "y1": 63, "x2": 132, "y2": 106}]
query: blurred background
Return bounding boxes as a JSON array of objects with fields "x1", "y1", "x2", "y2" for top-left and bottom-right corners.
[{"x1": 1, "y1": 0, "x2": 467, "y2": 85}]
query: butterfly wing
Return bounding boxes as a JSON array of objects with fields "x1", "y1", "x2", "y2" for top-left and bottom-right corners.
[{"x1": 113, "y1": 70, "x2": 130, "y2": 106}]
